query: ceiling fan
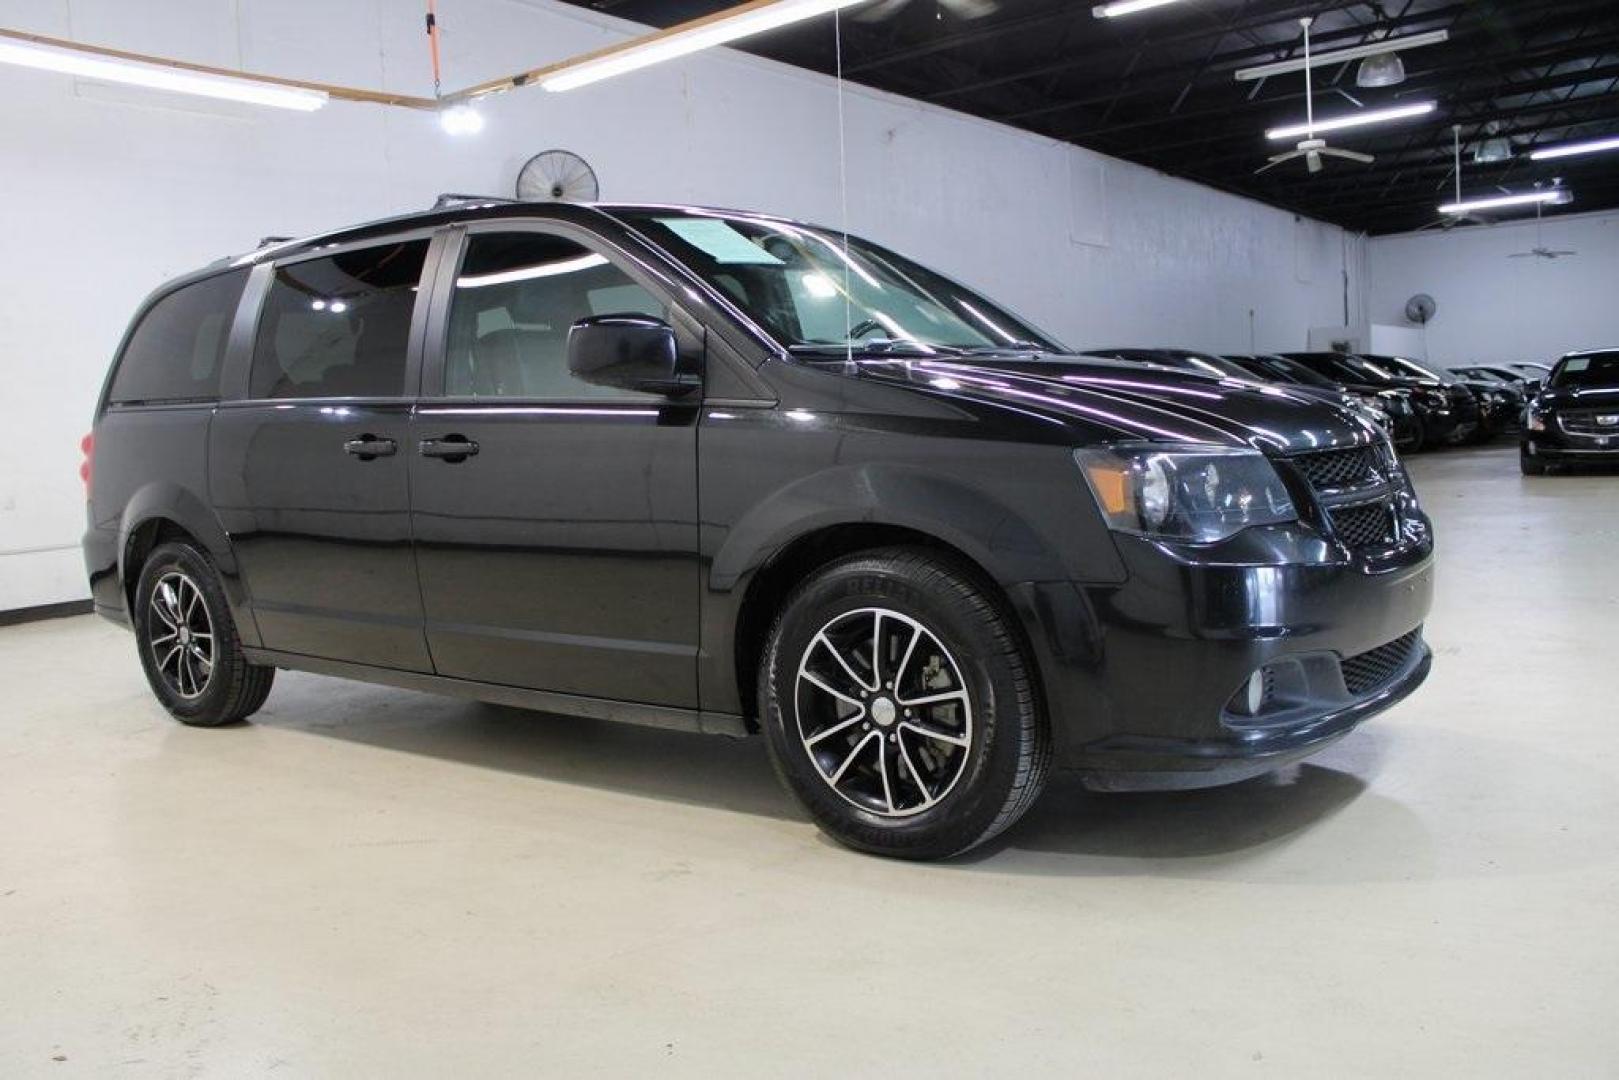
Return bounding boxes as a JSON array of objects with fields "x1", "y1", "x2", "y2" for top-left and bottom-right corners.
[
  {"x1": 1257, "y1": 18, "x2": 1376, "y2": 175},
  {"x1": 1509, "y1": 194, "x2": 1577, "y2": 259},
  {"x1": 854, "y1": 0, "x2": 999, "y2": 23},
  {"x1": 1417, "y1": 126, "x2": 1495, "y2": 230}
]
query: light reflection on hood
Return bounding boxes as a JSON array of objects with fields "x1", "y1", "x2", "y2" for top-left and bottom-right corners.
[{"x1": 845, "y1": 355, "x2": 1380, "y2": 454}]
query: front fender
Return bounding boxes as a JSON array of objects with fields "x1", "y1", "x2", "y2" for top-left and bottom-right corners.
[{"x1": 710, "y1": 461, "x2": 1075, "y2": 592}]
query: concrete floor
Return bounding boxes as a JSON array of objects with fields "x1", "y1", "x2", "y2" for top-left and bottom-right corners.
[{"x1": 2, "y1": 444, "x2": 1616, "y2": 1077}]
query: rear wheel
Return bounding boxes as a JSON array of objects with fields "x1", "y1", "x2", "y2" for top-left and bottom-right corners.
[
  {"x1": 133, "y1": 541, "x2": 274, "y2": 726},
  {"x1": 759, "y1": 548, "x2": 1050, "y2": 860}
]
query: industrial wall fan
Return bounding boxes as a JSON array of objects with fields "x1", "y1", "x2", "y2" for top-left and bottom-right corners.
[
  {"x1": 515, "y1": 150, "x2": 599, "y2": 202},
  {"x1": 1257, "y1": 18, "x2": 1376, "y2": 175},
  {"x1": 1405, "y1": 293, "x2": 1437, "y2": 325}
]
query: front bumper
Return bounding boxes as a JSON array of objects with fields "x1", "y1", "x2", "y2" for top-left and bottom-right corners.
[
  {"x1": 1010, "y1": 525, "x2": 1434, "y2": 787},
  {"x1": 1416, "y1": 395, "x2": 1482, "y2": 445},
  {"x1": 1385, "y1": 408, "x2": 1422, "y2": 449},
  {"x1": 1523, "y1": 426, "x2": 1619, "y2": 461}
]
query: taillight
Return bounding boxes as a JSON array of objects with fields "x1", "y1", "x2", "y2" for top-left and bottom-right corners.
[{"x1": 79, "y1": 432, "x2": 94, "y2": 493}]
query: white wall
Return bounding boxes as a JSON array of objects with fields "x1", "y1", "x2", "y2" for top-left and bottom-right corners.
[
  {"x1": 0, "y1": 0, "x2": 1364, "y2": 610},
  {"x1": 1367, "y1": 207, "x2": 1619, "y2": 368}
]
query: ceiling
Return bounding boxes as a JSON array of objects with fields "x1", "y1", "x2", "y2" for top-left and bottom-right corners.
[{"x1": 557, "y1": 0, "x2": 1619, "y2": 235}]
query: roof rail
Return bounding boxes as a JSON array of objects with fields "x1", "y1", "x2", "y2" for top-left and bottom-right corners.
[
  {"x1": 257, "y1": 235, "x2": 295, "y2": 248},
  {"x1": 432, "y1": 192, "x2": 518, "y2": 210}
]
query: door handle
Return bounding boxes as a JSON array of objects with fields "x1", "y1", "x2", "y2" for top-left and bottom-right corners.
[
  {"x1": 343, "y1": 435, "x2": 397, "y2": 460},
  {"x1": 419, "y1": 434, "x2": 479, "y2": 462}
]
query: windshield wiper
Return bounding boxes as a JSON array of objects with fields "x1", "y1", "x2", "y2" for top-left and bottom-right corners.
[
  {"x1": 957, "y1": 342, "x2": 1047, "y2": 356},
  {"x1": 789, "y1": 340, "x2": 965, "y2": 357}
]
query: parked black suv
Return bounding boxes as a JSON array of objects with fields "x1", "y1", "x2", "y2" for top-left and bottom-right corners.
[
  {"x1": 1361, "y1": 354, "x2": 1514, "y2": 442},
  {"x1": 1279, "y1": 352, "x2": 1479, "y2": 448},
  {"x1": 1521, "y1": 349, "x2": 1619, "y2": 474},
  {"x1": 83, "y1": 201, "x2": 1434, "y2": 859},
  {"x1": 1219, "y1": 353, "x2": 1422, "y2": 450}
]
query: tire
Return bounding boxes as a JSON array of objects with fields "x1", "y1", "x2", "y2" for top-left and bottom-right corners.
[
  {"x1": 759, "y1": 547, "x2": 1050, "y2": 860},
  {"x1": 133, "y1": 541, "x2": 275, "y2": 726},
  {"x1": 1520, "y1": 451, "x2": 1547, "y2": 476}
]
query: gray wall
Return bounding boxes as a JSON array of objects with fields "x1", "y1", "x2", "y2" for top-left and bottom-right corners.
[{"x1": 1368, "y1": 207, "x2": 1619, "y2": 367}]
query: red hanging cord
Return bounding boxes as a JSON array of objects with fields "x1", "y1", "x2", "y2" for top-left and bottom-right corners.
[{"x1": 425, "y1": 0, "x2": 443, "y2": 99}]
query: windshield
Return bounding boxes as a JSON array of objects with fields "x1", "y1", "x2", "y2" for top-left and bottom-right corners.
[
  {"x1": 1550, "y1": 352, "x2": 1619, "y2": 388},
  {"x1": 1365, "y1": 354, "x2": 1445, "y2": 382},
  {"x1": 1233, "y1": 355, "x2": 1338, "y2": 388},
  {"x1": 1286, "y1": 353, "x2": 1398, "y2": 384},
  {"x1": 611, "y1": 209, "x2": 1063, "y2": 354},
  {"x1": 1171, "y1": 354, "x2": 1255, "y2": 379}
]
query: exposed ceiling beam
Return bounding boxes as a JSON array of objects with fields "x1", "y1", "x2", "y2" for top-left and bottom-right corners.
[{"x1": 0, "y1": 25, "x2": 439, "y2": 109}]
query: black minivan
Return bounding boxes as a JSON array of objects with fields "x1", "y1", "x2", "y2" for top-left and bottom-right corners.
[{"x1": 83, "y1": 200, "x2": 1435, "y2": 859}]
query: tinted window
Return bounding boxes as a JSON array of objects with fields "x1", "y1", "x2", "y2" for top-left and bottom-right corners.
[
  {"x1": 110, "y1": 270, "x2": 247, "y2": 404},
  {"x1": 443, "y1": 232, "x2": 666, "y2": 399},
  {"x1": 250, "y1": 240, "x2": 428, "y2": 399}
]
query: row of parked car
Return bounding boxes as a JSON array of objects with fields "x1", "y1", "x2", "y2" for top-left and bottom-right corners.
[{"x1": 1079, "y1": 348, "x2": 1536, "y2": 454}]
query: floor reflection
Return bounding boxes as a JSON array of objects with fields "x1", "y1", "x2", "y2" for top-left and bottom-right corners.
[{"x1": 257, "y1": 674, "x2": 1396, "y2": 872}]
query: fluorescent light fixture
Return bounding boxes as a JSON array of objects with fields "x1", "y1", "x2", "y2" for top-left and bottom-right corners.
[
  {"x1": 539, "y1": 0, "x2": 868, "y2": 92},
  {"x1": 1091, "y1": 0, "x2": 1185, "y2": 17},
  {"x1": 1266, "y1": 101, "x2": 1434, "y2": 141},
  {"x1": 438, "y1": 104, "x2": 484, "y2": 135},
  {"x1": 1439, "y1": 191, "x2": 1568, "y2": 215},
  {"x1": 458, "y1": 253, "x2": 608, "y2": 288},
  {"x1": 1236, "y1": 29, "x2": 1448, "y2": 82},
  {"x1": 0, "y1": 36, "x2": 327, "y2": 111},
  {"x1": 1531, "y1": 135, "x2": 1619, "y2": 161}
]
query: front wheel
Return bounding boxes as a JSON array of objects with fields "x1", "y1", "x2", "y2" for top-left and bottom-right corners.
[
  {"x1": 133, "y1": 541, "x2": 275, "y2": 726},
  {"x1": 1520, "y1": 450, "x2": 1547, "y2": 476},
  {"x1": 759, "y1": 548, "x2": 1050, "y2": 860}
]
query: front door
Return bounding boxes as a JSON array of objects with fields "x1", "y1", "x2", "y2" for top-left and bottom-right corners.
[
  {"x1": 408, "y1": 226, "x2": 702, "y2": 707},
  {"x1": 210, "y1": 236, "x2": 435, "y2": 671}
]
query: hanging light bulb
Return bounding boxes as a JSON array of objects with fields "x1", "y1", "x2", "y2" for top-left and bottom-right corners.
[
  {"x1": 439, "y1": 104, "x2": 484, "y2": 135},
  {"x1": 1355, "y1": 50, "x2": 1406, "y2": 87}
]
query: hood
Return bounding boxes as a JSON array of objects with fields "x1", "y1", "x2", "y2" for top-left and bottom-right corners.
[
  {"x1": 841, "y1": 353, "x2": 1382, "y2": 455},
  {"x1": 1536, "y1": 383, "x2": 1619, "y2": 410}
]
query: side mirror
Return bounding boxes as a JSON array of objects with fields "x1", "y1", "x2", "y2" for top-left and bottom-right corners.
[{"x1": 567, "y1": 314, "x2": 697, "y2": 396}]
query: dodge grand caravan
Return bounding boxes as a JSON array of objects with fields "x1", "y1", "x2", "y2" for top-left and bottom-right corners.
[{"x1": 83, "y1": 200, "x2": 1435, "y2": 859}]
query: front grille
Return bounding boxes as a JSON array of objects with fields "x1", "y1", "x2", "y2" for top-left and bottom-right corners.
[
  {"x1": 1292, "y1": 445, "x2": 1382, "y2": 489},
  {"x1": 1341, "y1": 629, "x2": 1422, "y2": 696},
  {"x1": 1559, "y1": 411, "x2": 1619, "y2": 436},
  {"x1": 1329, "y1": 502, "x2": 1396, "y2": 549},
  {"x1": 1288, "y1": 443, "x2": 1414, "y2": 554}
]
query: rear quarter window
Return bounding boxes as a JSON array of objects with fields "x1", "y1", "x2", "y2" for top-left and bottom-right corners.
[{"x1": 109, "y1": 270, "x2": 248, "y2": 405}]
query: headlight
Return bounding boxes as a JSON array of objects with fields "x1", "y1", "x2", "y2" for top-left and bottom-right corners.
[
  {"x1": 1075, "y1": 445, "x2": 1296, "y2": 544},
  {"x1": 1353, "y1": 394, "x2": 1389, "y2": 418},
  {"x1": 1526, "y1": 409, "x2": 1546, "y2": 432}
]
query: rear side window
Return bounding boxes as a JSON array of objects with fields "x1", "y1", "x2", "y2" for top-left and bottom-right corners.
[
  {"x1": 109, "y1": 270, "x2": 248, "y2": 405},
  {"x1": 250, "y1": 240, "x2": 429, "y2": 399}
]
